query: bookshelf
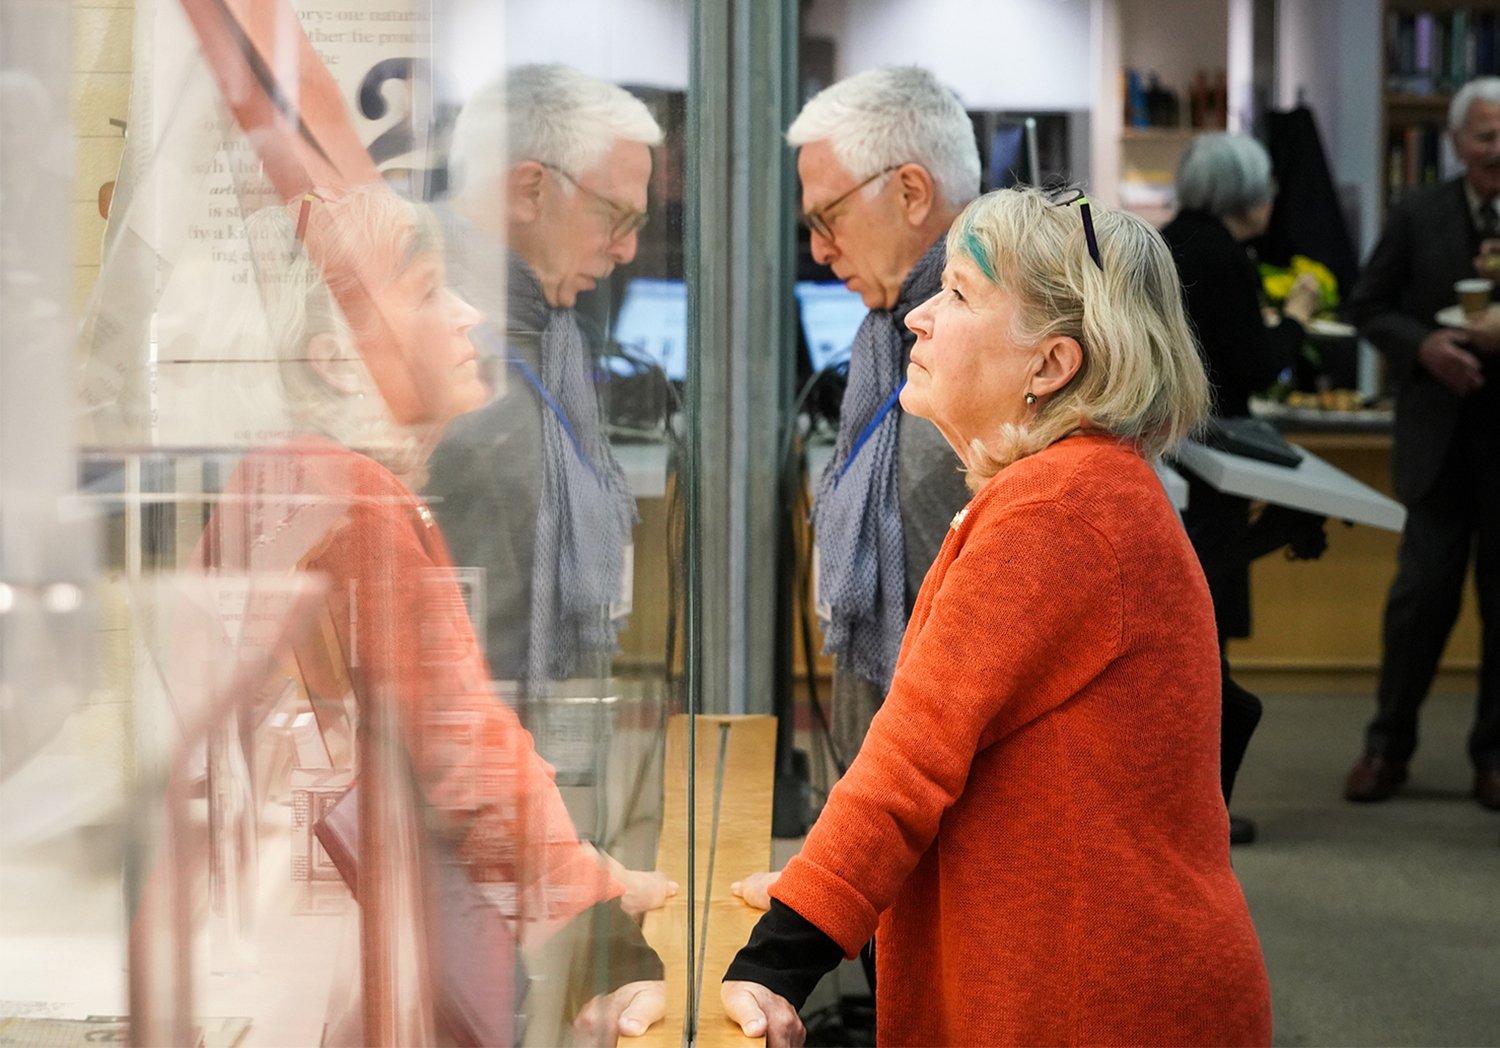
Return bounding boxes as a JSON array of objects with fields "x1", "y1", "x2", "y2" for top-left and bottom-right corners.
[
  {"x1": 1091, "y1": 0, "x2": 1232, "y2": 226},
  {"x1": 1382, "y1": 1, "x2": 1500, "y2": 212}
]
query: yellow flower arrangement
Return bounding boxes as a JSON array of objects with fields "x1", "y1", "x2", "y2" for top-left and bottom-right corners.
[{"x1": 1259, "y1": 255, "x2": 1339, "y2": 314}]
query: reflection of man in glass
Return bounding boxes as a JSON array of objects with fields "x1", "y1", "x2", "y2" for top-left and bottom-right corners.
[{"x1": 427, "y1": 65, "x2": 662, "y2": 691}]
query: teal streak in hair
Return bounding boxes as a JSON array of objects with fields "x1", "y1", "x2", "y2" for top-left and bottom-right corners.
[{"x1": 960, "y1": 226, "x2": 997, "y2": 284}]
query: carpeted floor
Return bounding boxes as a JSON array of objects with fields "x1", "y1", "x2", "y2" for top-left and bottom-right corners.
[{"x1": 1230, "y1": 688, "x2": 1500, "y2": 1047}]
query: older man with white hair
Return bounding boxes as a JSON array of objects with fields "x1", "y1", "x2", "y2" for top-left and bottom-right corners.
[
  {"x1": 792, "y1": 66, "x2": 980, "y2": 767},
  {"x1": 427, "y1": 64, "x2": 661, "y2": 691},
  {"x1": 1343, "y1": 76, "x2": 1500, "y2": 808}
]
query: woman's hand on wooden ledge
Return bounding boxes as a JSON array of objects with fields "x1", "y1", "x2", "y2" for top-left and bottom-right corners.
[
  {"x1": 590, "y1": 845, "x2": 679, "y2": 916},
  {"x1": 721, "y1": 980, "x2": 805, "y2": 1047},
  {"x1": 730, "y1": 870, "x2": 781, "y2": 911}
]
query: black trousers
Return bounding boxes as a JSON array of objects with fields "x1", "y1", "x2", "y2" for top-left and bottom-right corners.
[
  {"x1": 1221, "y1": 650, "x2": 1262, "y2": 803},
  {"x1": 1183, "y1": 480, "x2": 1265, "y2": 804},
  {"x1": 1366, "y1": 392, "x2": 1500, "y2": 769}
]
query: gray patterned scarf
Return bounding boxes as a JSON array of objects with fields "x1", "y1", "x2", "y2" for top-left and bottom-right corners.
[
  {"x1": 811, "y1": 238, "x2": 946, "y2": 689},
  {"x1": 508, "y1": 255, "x2": 638, "y2": 689}
]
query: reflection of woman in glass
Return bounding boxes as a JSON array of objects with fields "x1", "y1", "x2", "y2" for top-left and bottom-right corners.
[
  {"x1": 210, "y1": 187, "x2": 667, "y2": 1043},
  {"x1": 722, "y1": 188, "x2": 1270, "y2": 1047}
]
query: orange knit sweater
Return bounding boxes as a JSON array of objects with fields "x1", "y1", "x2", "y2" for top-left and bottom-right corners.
[{"x1": 772, "y1": 434, "x2": 1272, "y2": 1047}]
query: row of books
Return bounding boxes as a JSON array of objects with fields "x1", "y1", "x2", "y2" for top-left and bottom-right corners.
[
  {"x1": 1122, "y1": 69, "x2": 1226, "y2": 130},
  {"x1": 1386, "y1": 8, "x2": 1500, "y2": 94},
  {"x1": 1386, "y1": 121, "x2": 1444, "y2": 200}
]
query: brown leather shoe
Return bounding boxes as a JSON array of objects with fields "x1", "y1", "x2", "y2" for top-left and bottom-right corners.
[
  {"x1": 1474, "y1": 768, "x2": 1500, "y2": 811},
  {"x1": 1344, "y1": 752, "x2": 1408, "y2": 802}
]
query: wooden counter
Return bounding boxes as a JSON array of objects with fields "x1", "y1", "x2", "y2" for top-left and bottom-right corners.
[
  {"x1": 1231, "y1": 431, "x2": 1480, "y2": 678},
  {"x1": 623, "y1": 715, "x2": 775, "y2": 1048}
]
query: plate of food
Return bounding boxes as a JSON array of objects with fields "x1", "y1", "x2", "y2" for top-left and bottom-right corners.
[
  {"x1": 1435, "y1": 303, "x2": 1500, "y2": 329},
  {"x1": 1306, "y1": 317, "x2": 1357, "y2": 338}
]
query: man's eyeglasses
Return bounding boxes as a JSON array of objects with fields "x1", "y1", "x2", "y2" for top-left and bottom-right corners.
[
  {"x1": 800, "y1": 164, "x2": 905, "y2": 240},
  {"x1": 539, "y1": 162, "x2": 649, "y2": 241},
  {"x1": 1049, "y1": 188, "x2": 1105, "y2": 273}
]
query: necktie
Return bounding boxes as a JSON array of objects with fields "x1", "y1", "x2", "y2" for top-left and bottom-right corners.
[{"x1": 1478, "y1": 200, "x2": 1498, "y2": 241}]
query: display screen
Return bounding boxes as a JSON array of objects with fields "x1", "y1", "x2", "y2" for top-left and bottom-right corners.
[
  {"x1": 611, "y1": 277, "x2": 688, "y2": 381},
  {"x1": 794, "y1": 280, "x2": 868, "y2": 372}
]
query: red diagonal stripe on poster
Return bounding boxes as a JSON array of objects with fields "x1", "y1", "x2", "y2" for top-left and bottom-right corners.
[
  {"x1": 175, "y1": 0, "x2": 444, "y2": 426},
  {"x1": 176, "y1": 0, "x2": 380, "y2": 198}
]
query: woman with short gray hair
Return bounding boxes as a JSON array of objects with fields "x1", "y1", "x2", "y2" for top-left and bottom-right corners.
[
  {"x1": 1161, "y1": 133, "x2": 1323, "y2": 842},
  {"x1": 1175, "y1": 131, "x2": 1279, "y2": 226}
]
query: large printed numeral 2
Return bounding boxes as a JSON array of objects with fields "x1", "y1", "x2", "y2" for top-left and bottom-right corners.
[{"x1": 359, "y1": 57, "x2": 429, "y2": 166}]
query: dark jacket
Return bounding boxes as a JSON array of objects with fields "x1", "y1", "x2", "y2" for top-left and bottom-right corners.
[
  {"x1": 1160, "y1": 208, "x2": 1307, "y2": 638},
  {"x1": 1345, "y1": 178, "x2": 1489, "y2": 505},
  {"x1": 1160, "y1": 208, "x2": 1306, "y2": 419}
]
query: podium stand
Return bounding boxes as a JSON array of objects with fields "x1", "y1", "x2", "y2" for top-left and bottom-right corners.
[{"x1": 1174, "y1": 439, "x2": 1406, "y2": 532}]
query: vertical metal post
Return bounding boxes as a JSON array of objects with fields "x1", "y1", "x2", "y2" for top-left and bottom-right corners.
[
  {"x1": 686, "y1": 0, "x2": 796, "y2": 1036},
  {"x1": 687, "y1": 0, "x2": 796, "y2": 720},
  {"x1": 684, "y1": 0, "x2": 726, "y2": 1033},
  {"x1": 736, "y1": 0, "x2": 798, "y2": 723}
]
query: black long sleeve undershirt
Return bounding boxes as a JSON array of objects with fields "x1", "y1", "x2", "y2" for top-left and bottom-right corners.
[{"x1": 723, "y1": 899, "x2": 849, "y2": 1010}]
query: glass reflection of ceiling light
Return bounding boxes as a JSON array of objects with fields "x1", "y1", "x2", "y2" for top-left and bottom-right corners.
[
  {"x1": 0, "y1": 583, "x2": 13, "y2": 613},
  {"x1": 43, "y1": 582, "x2": 84, "y2": 613}
]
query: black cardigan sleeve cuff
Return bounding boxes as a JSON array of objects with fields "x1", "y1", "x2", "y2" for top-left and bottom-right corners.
[{"x1": 722, "y1": 899, "x2": 850, "y2": 1011}]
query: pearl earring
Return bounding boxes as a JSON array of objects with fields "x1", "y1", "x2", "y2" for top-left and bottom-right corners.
[{"x1": 1024, "y1": 391, "x2": 1037, "y2": 405}]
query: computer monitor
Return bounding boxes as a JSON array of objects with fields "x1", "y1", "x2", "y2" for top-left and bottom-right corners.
[
  {"x1": 611, "y1": 278, "x2": 688, "y2": 381},
  {"x1": 611, "y1": 278, "x2": 868, "y2": 379},
  {"x1": 794, "y1": 280, "x2": 867, "y2": 373}
]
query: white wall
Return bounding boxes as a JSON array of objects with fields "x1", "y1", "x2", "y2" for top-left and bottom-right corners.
[
  {"x1": 1331, "y1": 0, "x2": 1383, "y2": 257},
  {"x1": 1275, "y1": 0, "x2": 1341, "y2": 117},
  {"x1": 1118, "y1": 0, "x2": 1228, "y2": 97},
  {"x1": 1276, "y1": 0, "x2": 1382, "y2": 256},
  {"x1": 1090, "y1": 0, "x2": 1122, "y2": 204},
  {"x1": 1227, "y1": 0, "x2": 1253, "y2": 131},
  {"x1": 805, "y1": 0, "x2": 1095, "y2": 111},
  {"x1": 443, "y1": 0, "x2": 691, "y2": 98}
]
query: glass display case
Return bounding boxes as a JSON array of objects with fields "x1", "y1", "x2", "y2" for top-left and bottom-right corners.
[{"x1": 1, "y1": 1, "x2": 796, "y2": 1043}]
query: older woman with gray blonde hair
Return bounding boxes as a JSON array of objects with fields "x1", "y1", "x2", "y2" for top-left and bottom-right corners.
[
  {"x1": 250, "y1": 188, "x2": 452, "y2": 483},
  {"x1": 723, "y1": 187, "x2": 1270, "y2": 1048}
]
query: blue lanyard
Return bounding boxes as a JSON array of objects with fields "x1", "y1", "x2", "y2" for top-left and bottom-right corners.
[
  {"x1": 505, "y1": 347, "x2": 598, "y2": 477},
  {"x1": 838, "y1": 380, "x2": 905, "y2": 484}
]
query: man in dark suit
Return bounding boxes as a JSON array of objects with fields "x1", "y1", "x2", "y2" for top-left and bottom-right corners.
[{"x1": 1343, "y1": 77, "x2": 1500, "y2": 807}]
